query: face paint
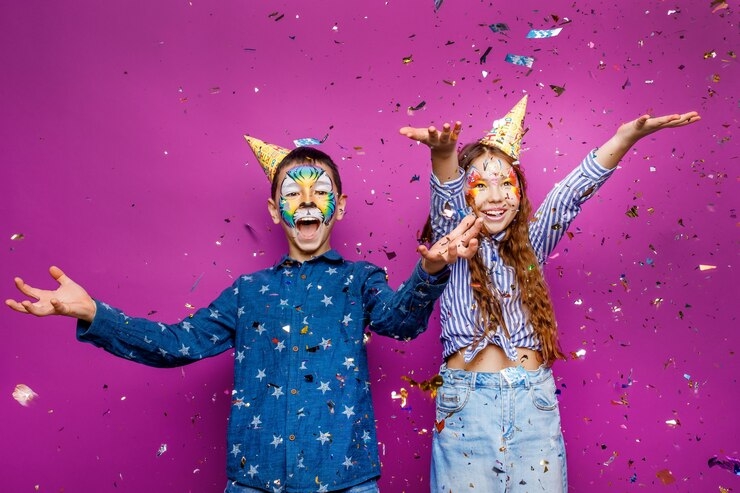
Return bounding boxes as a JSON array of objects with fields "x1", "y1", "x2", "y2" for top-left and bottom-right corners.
[
  {"x1": 278, "y1": 165, "x2": 337, "y2": 228},
  {"x1": 464, "y1": 153, "x2": 522, "y2": 235}
]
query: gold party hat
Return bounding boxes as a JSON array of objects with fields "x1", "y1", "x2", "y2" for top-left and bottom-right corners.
[
  {"x1": 480, "y1": 94, "x2": 528, "y2": 161},
  {"x1": 244, "y1": 135, "x2": 290, "y2": 182}
]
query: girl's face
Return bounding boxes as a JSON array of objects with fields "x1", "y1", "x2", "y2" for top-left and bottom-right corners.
[{"x1": 464, "y1": 152, "x2": 521, "y2": 235}]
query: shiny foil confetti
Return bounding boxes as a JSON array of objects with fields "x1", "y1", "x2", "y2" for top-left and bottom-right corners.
[
  {"x1": 504, "y1": 54, "x2": 535, "y2": 68},
  {"x1": 12, "y1": 384, "x2": 38, "y2": 406},
  {"x1": 526, "y1": 28, "x2": 563, "y2": 38}
]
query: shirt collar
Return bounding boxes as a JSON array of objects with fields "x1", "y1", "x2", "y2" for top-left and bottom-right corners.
[{"x1": 274, "y1": 249, "x2": 344, "y2": 269}]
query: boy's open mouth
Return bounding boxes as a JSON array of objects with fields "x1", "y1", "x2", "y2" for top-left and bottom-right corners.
[{"x1": 296, "y1": 216, "x2": 321, "y2": 238}]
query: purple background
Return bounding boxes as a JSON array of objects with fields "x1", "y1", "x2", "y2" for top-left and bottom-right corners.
[{"x1": 2, "y1": 1, "x2": 737, "y2": 491}]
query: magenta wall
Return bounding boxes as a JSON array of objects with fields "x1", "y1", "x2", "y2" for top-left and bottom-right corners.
[{"x1": 2, "y1": 1, "x2": 737, "y2": 491}]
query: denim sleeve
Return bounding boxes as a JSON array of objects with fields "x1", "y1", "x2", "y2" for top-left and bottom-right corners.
[
  {"x1": 362, "y1": 261, "x2": 449, "y2": 340},
  {"x1": 76, "y1": 282, "x2": 238, "y2": 368},
  {"x1": 529, "y1": 150, "x2": 616, "y2": 263}
]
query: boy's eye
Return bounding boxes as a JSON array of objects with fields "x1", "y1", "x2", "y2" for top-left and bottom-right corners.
[
  {"x1": 314, "y1": 190, "x2": 328, "y2": 196},
  {"x1": 285, "y1": 192, "x2": 300, "y2": 198}
]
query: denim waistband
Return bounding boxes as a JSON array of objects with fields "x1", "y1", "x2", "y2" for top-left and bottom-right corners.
[{"x1": 439, "y1": 364, "x2": 552, "y2": 390}]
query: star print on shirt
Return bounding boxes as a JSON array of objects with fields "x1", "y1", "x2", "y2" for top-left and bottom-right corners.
[
  {"x1": 342, "y1": 456, "x2": 354, "y2": 469},
  {"x1": 158, "y1": 322, "x2": 167, "y2": 332},
  {"x1": 251, "y1": 415, "x2": 262, "y2": 428},
  {"x1": 319, "y1": 338, "x2": 332, "y2": 350},
  {"x1": 317, "y1": 381, "x2": 331, "y2": 394},
  {"x1": 316, "y1": 430, "x2": 331, "y2": 445},
  {"x1": 178, "y1": 344, "x2": 190, "y2": 356},
  {"x1": 343, "y1": 357, "x2": 355, "y2": 369},
  {"x1": 237, "y1": 306, "x2": 245, "y2": 317},
  {"x1": 342, "y1": 314, "x2": 353, "y2": 326},
  {"x1": 230, "y1": 444, "x2": 241, "y2": 457},
  {"x1": 259, "y1": 285, "x2": 270, "y2": 294},
  {"x1": 326, "y1": 267, "x2": 337, "y2": 275},
  {"x1": 271, "y1": 386, "x2": 284, "y2": 399},
  {"x1": 321, "y1": 295, "x2": 333, "y2": 306},
  {"x1": 209, "y1": 309, "x2": 220, "y2": 319},
  {"x1": 361, "y1": 430, "x2": 372, "y2": 443},
  {"x1": 210, "y1": 334, "x2": 219, "y2": 343},
  {"x1": 274, "y1": 339, "x2": 286, "y2": 352},
  {"x1": 182, "y1": 321, "x2": 194, "y2": 332},
  {"x1": 342, "y1": 405, "x2": 356, "y2": 419},
  {"x1": 271, "y1": 435, "x2": 283, "y2": 448},
  {"x1": 247, "y1": 464, "x2": 258, "y2": 478},
  {"x1": 256, "y1": 369, "x2": 266, "y2": 380},
  {"x1": 235, "y1": 351, "x2": 245, "y2": 363}
]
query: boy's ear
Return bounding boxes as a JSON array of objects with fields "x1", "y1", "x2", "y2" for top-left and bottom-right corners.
[
  {"x1": 267, "y1": 198, "x2": 281, "y2": 224},
  {"x1": 335, "y1": 194, "x2": 348, "y2": 221}
]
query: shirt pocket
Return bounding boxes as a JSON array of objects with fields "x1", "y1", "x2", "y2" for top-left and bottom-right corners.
[{"x1": 435, "y1": 377, "x2": 471, "y2": 416}]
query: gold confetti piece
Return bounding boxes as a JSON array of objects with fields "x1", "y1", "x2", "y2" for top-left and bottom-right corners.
[
  {"x1": 704, "y1": 50, "x2": 717, "y2": 59},
  {"x1": 656, "y1": 469, "x2": 676, "y2": 485},
  {"x1": 625, "y1": 205, "x2": 639, "y2": 218},
  {"x1": 13, "y1": 384, "x2": 38, "y2": 406},
  {"x1": 391, "y1": 388, "x2": 408, "y2": 407},
  {"x1": 10, "y1": 233, "x2": 24, "y2": 240},
  {"x1": 699, "y1": 264, "x2": 717, "y2": 271},
  {"x1": 402, "y1": 55, "x2": 413, "y2": 64}
]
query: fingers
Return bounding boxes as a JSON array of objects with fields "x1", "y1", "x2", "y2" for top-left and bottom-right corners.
[{"x1": 5, "y1": 298, "x2": 30, "y2": 314}]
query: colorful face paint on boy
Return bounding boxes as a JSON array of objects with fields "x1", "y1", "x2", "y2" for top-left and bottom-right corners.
[{"x1": 278, "y1": 165, "x2": 337, "y2": 227}]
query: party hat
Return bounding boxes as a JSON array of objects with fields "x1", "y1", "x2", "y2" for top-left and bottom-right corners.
[
  {"x1": 244, "y1": 135, "x2": 290, "y2": 182},
  {"x1": 480, "y1": 94, "x2": 528, "y2": 161}
]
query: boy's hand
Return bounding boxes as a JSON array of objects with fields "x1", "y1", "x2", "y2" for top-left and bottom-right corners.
[
  {"x1": 419, "y1": 214, "x2": 483, "y2": 274},
  {"x1": 399, "y1": 121, "x2": 462, "y2": 158},
  {"x1": 5, "y1": 266, "x2": 97, "y2": 322}
]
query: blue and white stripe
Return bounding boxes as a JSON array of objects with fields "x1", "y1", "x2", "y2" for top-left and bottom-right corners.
[{"x1": 430, "y1": 150, "x2": 615, "y2": 362}]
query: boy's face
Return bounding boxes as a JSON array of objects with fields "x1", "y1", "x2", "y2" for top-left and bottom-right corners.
[
  {"x1": 268, "y1": 161, "x2": 346, "y2": 262},
  {"x1": 464, "y1": 153, "x2": 521, "y2": 235}
]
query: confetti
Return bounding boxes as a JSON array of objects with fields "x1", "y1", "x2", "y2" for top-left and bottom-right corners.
[
  {"x1": 656, "y1": 469, "x2": 676, "y2": 485},
  {"x1": 489, "y1": 23, "x2": 509, "y2": 33},
  {"x1": 157, "y1": 443, "x2": 168, "y2": 456},
  {"x1": 550, "y1": 85, "x2": 566, "y2": 96},
  {"x1": 504, "y1": 54, "x2": 535, "y2": 68},
  {"x1": 12, "y1": 384, "x2": 38, "y2": 406},
  {"x1": 10, "y1": 233, "x2": 24, "y2": 240},
  {"x1": 708, "y1": 456, "x2": 740, "y2": 475},
  {"x1": 526, "y1": 28, "x2": 563, "y2": 38},
  {"x1": 698, "y1": 264, "x2": 717, "y2": 271},
  {"x1": 434, "y1": 0, "x2": 443, "y2": 11}
]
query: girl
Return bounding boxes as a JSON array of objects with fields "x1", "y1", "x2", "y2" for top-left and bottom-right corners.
[{"x1": 400, "y1": 96, "x2": 699, "y2": 492}]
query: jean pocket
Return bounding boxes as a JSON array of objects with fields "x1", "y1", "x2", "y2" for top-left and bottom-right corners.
[
  {"x1": 529, "y1": 377, "x2": 558, "y2": 411},
  {"x1": 435, "y1": 380, "x2": 470, "y2": 415}
]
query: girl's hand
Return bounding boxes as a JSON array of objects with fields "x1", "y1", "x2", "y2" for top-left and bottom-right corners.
[
  {"x1": 419, "y1": 214, "x2": 483, "y2": 274},
  {"x1": 400, "y1": 121, "x2": 462, "y2": 158},
  {"x1": 617, "y1": 111, "x2": 701, "y2": 145}
]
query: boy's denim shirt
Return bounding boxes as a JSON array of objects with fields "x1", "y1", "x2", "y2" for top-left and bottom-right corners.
[{"x1": 77, "y1": 249, "x2": 449, "y2": 492}]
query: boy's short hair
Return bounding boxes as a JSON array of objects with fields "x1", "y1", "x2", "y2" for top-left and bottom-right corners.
[{"x1": 271, "y1": 147, "x2": 343, "y2": 198}]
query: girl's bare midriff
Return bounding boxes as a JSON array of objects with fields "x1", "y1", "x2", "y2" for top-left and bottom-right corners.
[{"x1": 446, "y1": 344, "x2": 543, "y2": 372}]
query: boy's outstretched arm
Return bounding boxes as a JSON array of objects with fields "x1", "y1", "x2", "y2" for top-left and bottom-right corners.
[
  {"x1": 418, "y1": 214, "x2": 483, "y2": 274},
  {"x1": 400, "y1": 121, "x2": 462, "y2": 183},
  {"x1": 6, "y1": 266, "x2": 96, "y2": 322},
  {"x1": 595, "y1": 111, "x2": 700, "y2": 169}
]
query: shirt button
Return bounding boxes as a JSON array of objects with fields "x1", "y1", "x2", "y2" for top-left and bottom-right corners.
[
  {"x1": 293, "y1": 346, "x2": 299, "y2": 352},
  {"x1": 300, "y1": 274, "x2": 307, "y2": 279},
  {"x1": 290, "y1": 389, "x2": 298, "y2": 395},
  {"x1": 289, "y1": 434, "x2": 296, "y2": 441}
]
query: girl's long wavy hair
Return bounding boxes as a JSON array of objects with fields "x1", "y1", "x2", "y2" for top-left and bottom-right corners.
[{"x1": 423, "y1": 142, "x2": 565, "y2": 366}]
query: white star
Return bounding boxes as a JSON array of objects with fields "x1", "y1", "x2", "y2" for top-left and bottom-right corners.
[
  {"x1": 361, "y1": 430, "x2": 371, "y2": 443},
  {"x1": 237, "y1": 306, "x2": 245, "y2": 316},
  {"x1": 233, "y1": 397, "x2": 246, "y2": 409},
  {"x1": 259, "y1": 285, "x2": 270, "y2": 294},
  {"x1": 230, "y1": 444, "x2": 241, "y2": 457},
  {"x1": 178, "y1": 344, "x2": 190, "y2": 356},
  {"x1": 235, "y1": 351, "x2": 245, "y2": 363},
  {"x1": 271, "y1": 386, "x2": 284, "y2": 399},
  {"x1": 274, "y1": 340, "x2": 286, "y2": 352},
  {"x1": 342, "y1": 456, "x2": 354, "y2": 469},
  {"x1": 321, "y1": 295, "x2": 333, "y2": 306},
  {"x1": 250, "y1": 415, "x2": 262, "y2": 428},
  {"x1": 182, "y1": 321, "x2": 194, "y2": 332},
  {"x1": 317, "y1": 381, "x2": 331, "y2": 394},
  {"x1": 158, "y1": 322, "x2": 167, "y2": 332},
  {"x1": 271, "y1": 434, "x2": 283, "y2": 447},
  {"x1": 342, "y1": 405, "x2": 356, "y2": 419},
  {"x1": 316, "y1": 430, "x2": 331, "y2": 445},
  {"x1": 256, "y1": 369, "x2": 266, "y2": 380},
  {"x1": 209, "y1": 309, "x2": 220, "y2": 319},
  {"x1": 100, "y1": 302, "x2": 112, "y2": 311},
  {"x1": 297, "y1": 456, "x2": 305, "y2": 469},
  {"x1": 317, "y1": 484, "x2": 329, "y2": 493},
  {"x1": 241, "y1": 275, "x2": 253, "y2": 282},
  {"x1": 158, "y1": 348, "x2": 168, "y2": 357},
  {"x1": 344, "y1": 275, "x2": 354, "y2": 286},
  {"x1": 343, "y1": 357, "x2": 355, "y2": 369},
  {"x1": 280, "y1": 299, "x2": 289, "y2": 306},
  {"x1": 342, "y1": 314, "x2": 353, "y2": 325},
  {"x1": 233, "y1": 286, "x2": 239, "y2": 295},
  {"x1": 306, "y1": 282, "x2": 313, "y2": 290},
  {"x1": 319, "y1": 338, "x2": 332, "y2": 350},
  {"x1": 255, "y1": 324, "x2": 266, "y2": 334},
  {"x1": 210, "y1": 334, "x2": 219, "y2": 343},
  {"x1": 247, "y1": 464, "x2": 258, "y2": 478},
  {"x1": 326, "y1": 267, "x2": 337, "y2": 275},
  {"x1": 144, "y1": 336, "x2": 152, "y2": 344}
]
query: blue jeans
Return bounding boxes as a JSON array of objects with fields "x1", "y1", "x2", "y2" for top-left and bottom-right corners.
[
  {"x1": 431, "y1": 365, "x2": 567, "y2": 492},
  {"x1": 224, "y1": 478, "x2": 379, "y2": 493}
]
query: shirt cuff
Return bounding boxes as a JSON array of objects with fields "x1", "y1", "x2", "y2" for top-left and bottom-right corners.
[{"x1": 417, "y1": 263, "x2": 451, "y2": 284}]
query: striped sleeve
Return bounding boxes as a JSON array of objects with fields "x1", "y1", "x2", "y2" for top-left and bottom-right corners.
[
  {"x1": 429, "y1": 170, "x2": 470, "y2": 242},
  {"x1": 529, "y1": 150, "x2": 616, "y2": 263}
]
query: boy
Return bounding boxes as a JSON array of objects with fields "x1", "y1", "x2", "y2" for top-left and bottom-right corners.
[{"x1": 6, "y1": 140, "x2": 482, "y2": 493}]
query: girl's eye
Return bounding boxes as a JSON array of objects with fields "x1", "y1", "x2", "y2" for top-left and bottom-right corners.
[{"x1": 474, "y1": 182, "x2": 486, "y2": 189}]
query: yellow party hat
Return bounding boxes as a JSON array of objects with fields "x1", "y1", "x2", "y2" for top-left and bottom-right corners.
[
  {"x1": 244, "y1": 135, "x2": 290, "y2": 182},
  {"x1": 480, "y1": 94, "x2": 528, "y2": 161}
]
